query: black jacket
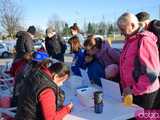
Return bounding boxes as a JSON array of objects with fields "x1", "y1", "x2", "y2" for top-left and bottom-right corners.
[
  {"x1": 15, "y1": 31, "x2": 33, "y2": 59},
  {"x1": 45, "y1": 34, "x2": 67, "y2": 61}
]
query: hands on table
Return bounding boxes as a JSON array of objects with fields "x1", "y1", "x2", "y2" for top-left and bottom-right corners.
[{"x1": 66, "y1": 102, "x2": 74, "y2": 112}]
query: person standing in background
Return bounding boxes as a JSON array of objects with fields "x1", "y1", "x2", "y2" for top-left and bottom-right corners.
[
  {"x1": 70, "y1": 23, "x2": 84, "y2": 45},
  {"x1": 15, "y1": 26, "x2": 36, "y2": 61},
  {"x1": 45, "y1": 27, "x2": 67, "y2": 62},
  {"x1": 136, "y1": 11, "x2": 150, "y2": 30}
]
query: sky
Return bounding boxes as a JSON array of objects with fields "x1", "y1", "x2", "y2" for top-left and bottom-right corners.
[{"x1": 17, "y1": 0, "x2": 160, "y2": 30}]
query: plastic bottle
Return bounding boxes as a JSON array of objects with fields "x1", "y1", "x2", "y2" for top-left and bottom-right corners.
[{"x1": 123, "y1": 94, "x2": 133, "y2": 107}]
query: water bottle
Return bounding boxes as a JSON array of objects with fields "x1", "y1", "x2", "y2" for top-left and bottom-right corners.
[{"x1": 94, "y1": 91, "x2": 103, "y2": 113}]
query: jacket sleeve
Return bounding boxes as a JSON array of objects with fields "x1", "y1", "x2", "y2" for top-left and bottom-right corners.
[
  {"x1": 24, "y1": 34, "x2": 33, "y2": 52},
  {"x1": 108, "y1": 48, "x2": 120, "y2": 64},
  {"x1": 104, "y1": 41, "x2": 120, "y2": 64},
  {"x1": 58, "y1": 35, "x2": 67, "y2": 54},
  {"x1": 39, "y1": 88, "x2": 70, "y2": 120},
  {"x1": 132, "y1": 35, "x2": 160, "y2": 95}
]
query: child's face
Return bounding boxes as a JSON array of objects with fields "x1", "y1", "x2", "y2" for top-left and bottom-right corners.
[
  {"x1": 86, "y1": 46, "x2": 98, "y2": 56},
  {"x1": 53, "y1": 74, "x2": 69, "y2": 87}
]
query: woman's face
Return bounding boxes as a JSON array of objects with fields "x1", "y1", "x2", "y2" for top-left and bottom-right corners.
[
  {"x1": 47, "y1": 33, "x2": 53, "y2": 38},
  {"x1": 46, "y1": 32, "x2": 56, "y2": 38},
  {"x1": 85, "y1": 36, "x2": 98, "y2": 55},
  {"x1": 71, "y1": 29, "x2": 78, "y2": 35},
  {"x1": 118, "y1": 20, "x2": 135, "y2": 37},
  {"x1": 86, "y1": 46, "x2": 98, "y2": 56}
]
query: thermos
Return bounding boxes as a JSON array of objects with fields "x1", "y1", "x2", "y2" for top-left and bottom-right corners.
[{"x1": 94, "y1": 91, "x2": 103, "y2": 113}]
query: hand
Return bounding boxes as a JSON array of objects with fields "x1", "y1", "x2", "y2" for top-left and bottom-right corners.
[
  {"x1": 122, "y1": 87, "x2": 132, "y2": 96},
  {"x1": 67, "y1": 102, "x2": 74, "y2": 110}
]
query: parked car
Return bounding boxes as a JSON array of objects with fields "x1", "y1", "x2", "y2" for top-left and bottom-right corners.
[
  {"x1": 0, "y1": 42, "x2": 12, "y2": 58},
  {"x1": 33, "y1": 39, "x2": 46, "y2": 52}
]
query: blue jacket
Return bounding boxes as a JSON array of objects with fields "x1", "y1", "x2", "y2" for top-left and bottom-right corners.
[{"x1": 71, "y1": 48, "x2": 86, "y2": 76}]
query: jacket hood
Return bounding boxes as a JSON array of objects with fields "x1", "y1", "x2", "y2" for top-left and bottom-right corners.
[
  {"x1": 127, "y1": 30, "x2": 158, "y2": 43},
  {"x1": 16, "y1": 31, "x2": 26, "y2": 38},
  {"x1": 140, "y1": 31, "x2": 158, "y2": 42}
]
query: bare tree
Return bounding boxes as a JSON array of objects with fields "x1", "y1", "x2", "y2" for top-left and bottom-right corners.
[
  {"x1": 82, "y1": 18, "x2": 88, "y2": 33},
  {"x1": 35, "y1": 26, "x2": 45, "y2": 39},
  {"x1": 47, "y1": 14, "x2": 65, "y2": 34},
  {"x1": 0, "y1": 0, "x2": 23, "y2": 38}
]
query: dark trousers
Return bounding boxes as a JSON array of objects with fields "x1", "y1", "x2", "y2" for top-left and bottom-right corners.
[{"x1": 133, "y1": 89, "x2": 160, "y2": 109}]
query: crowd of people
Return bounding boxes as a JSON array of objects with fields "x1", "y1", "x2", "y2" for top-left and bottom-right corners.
[{"x1": 7, "y1": 11, "x2": 160, "y2": 119}]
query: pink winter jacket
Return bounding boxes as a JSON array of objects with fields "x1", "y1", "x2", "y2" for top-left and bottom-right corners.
[{"x1": 120, "y1": 30, "x2": 160, "y2": 96}]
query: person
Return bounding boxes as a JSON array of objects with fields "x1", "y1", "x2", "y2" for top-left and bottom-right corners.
[
  {"x1": 70, "y1": 23, "x2": 84, "y2": 45},
  {"x1": 68, "y1": 36, "x2": 86, "y2": 76},
  {"x1": 11, "y1": 51, "x2": 49, "y2": 107},
  {"x1": 68, "y1": 35, "x2": 105, "y2": 86},
  {"x1": 148, "y1": 20, "x2": 160, "y2": 108},
  {"x1": 84, "y1": 35, "x2": 120, "y2": 80},
  {"x1": 16, "y1": 61, "x2": 73, "y2": 120},
  {"x1": 10, "y1": 52, "x2": 33, "y2": 77},
  {"x1": 15, "y1": 26, "x2": 36, "y2": 60},
  {"x1": 117, "y1": 12, "x2": 160, "y2": 109},
  {"x1": 45, "y1": 27, "x2": 67, "y2": 62},
  {"x1": 148, "y1": 19, "x2": 160, "y2": 50},
  {"x1": 136, "y1": 11, "x2": 150, "y2": 30}
]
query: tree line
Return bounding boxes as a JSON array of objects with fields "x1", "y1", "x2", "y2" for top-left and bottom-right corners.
[{"x1": 0, "y1": 0, "x2": 119, "y2": 40}]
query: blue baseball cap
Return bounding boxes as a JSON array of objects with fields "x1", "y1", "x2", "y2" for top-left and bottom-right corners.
[{"x1": 32, "y1": 51, "x2": 49, "y2": 61}]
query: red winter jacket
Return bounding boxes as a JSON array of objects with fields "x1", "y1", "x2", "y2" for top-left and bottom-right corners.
[{"x1": 120, "y1": 30, "x2": 160, "y2": 96}]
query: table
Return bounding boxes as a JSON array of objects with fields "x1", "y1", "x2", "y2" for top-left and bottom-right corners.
[
  {"x1": 62, "y1": 77, "x2": 142, "y2": 120},
  {"x1": 64, "y1": 97, "x2": 141, "y2": 120}
]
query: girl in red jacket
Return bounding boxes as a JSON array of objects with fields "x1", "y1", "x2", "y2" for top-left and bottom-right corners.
[{"x1": 16, "y1": 60, "x2": 73, "y2": 120}]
